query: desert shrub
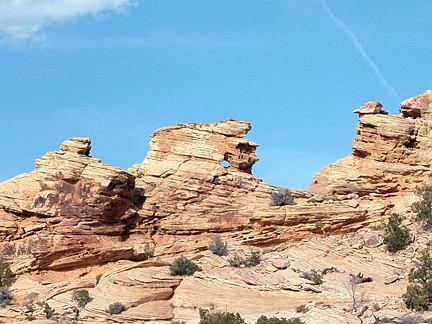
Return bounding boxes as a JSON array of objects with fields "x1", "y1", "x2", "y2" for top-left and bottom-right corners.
[
  {"x1": 315, "y1": 220, "x2": 324, "y2": 231},
  {"x1": 198, "y1": 309, "x2": 303, "y2": 324},
  {"x1": 59, "y1": 306, "x2": 79, "y2": 322},
  {"x1": 255, "y1": 315, "x2": 304, "y2": 324},
  {"x1": 246, "y1": 252, "x2": 261, "y2": 266},
  {"x1": 300, "y1": 270, "x2": 322, "y2": 284},
  {"x1": 96, "y1": 274, "x2": 102, "y2": 284},
  {"x1": 170, "y1": 256, "x2": 202, "y2": 276},
  {"x1": 311, "y1": 269, "x2": 323, "y2": 284},
  {"x1": 383, "y1": 213, "x2": 410, "y2": 252},
  {"x1": 72, "y1": 289, "x2": 91, "y2": 307},
  {"x1": 26, "y1": 314, "x2": 35, "y2": 321},
  {"x1": 345, "y1": 274, "x2": 370, "y2": 311},
  {"x1": 228, "y1": 253, "x2": 244, "y2": 267},
  {"x1": 403, "y1": 285, "x2": 427, "y2": 311},
  {"x1": 372, "y1": 303, "x2": 380, "y2": 311},
  {"x1": 25, "y1": 302, "x2": 36, "y2": 321},
  {"x1": 25, "y1": 302, "x2": 35, "y2": 312},
  {"x1": 403, "y1": 250, "x2": 432, "y2": 310},
  {"x1": 42, "y1": 302, "x2": 55, "y2": 319},
  {"x1": 208, "y1": 235, "x2": 228, "y2": 256},
  {"x1": 199, "y1": 308, "x2": 245, "y2": 324},
  {"x1": 144, "y1": 242, "x2": 155, "y2": 258},
  {"x1": 106, "y1": 302, "x2": 125, "y2": 314},
  {"x1": 412, "y1": 184, "x2": 432, "y2": 230},
  {"x1": 228, "y1": 252, "x2": 260, "y2": 267},
  {"x1": 0, "y1": 261, "x2": 13, "y2": 287},
  {"x1": 270, "y1": 187, "x2": 294, "y2": 206}
]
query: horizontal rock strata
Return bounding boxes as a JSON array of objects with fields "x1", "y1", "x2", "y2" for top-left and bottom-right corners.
[
  {"x1": 1, "y1": 90, "x2": 431, "y2": 322},
  {"x1": 128, "y1": 119, "x2": 377, "y2": 246},
  {"x1": 0, "y1": 138, "x2": 141, "y2": 272},
  {"x1": 309, "y1": 90, "x2": 432, "y2": 197}
]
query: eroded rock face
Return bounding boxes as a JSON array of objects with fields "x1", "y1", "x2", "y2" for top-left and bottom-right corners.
[
  {"x1": 128, "y1": 120, "x2": 262, "y2": 234},
  {"x1": 0, "y1": 116, "x2": 420, "y2": 323},
  {"x1": 309, "y1": 90, "x2": 432, "y2": 196},
  {"x1": 0, "y1": 138, "x2": 140, "y2": 272},
  {"x1": 127, "y1": 119, "x2": 377, "y2": 246},
  {"x1": 0, "y1": 116, "x2": 395, "y2": 276}
]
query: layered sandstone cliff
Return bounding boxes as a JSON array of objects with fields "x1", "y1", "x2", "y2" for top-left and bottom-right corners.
[
  {"x1": 0, "y1": 138, "x2": 143, "y2": 273},
  {"x1": 127, "y1": 119, "x2": 375, "y2": 247},
  {"x1": 309, "y1": 90, "x2": 432, "y2": 198},
  {"x1": 0, "y1": 118, "x2": 379, "y2": 277},
  {"x1": 1, "y1": 91, "x2": 432, "y2": 322}
]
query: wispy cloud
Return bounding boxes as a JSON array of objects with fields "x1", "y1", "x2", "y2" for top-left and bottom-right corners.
[
  {"x1": 0, "y1": 0, "x2": 135, "y2": 40},
  {"x1": 319, "y1": 0, "x2": 398, "y2": 99}
]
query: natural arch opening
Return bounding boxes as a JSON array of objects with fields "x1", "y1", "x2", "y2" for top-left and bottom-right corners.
[{"x1": 221, "y1": 160, "x2": 230, "y2": 168}]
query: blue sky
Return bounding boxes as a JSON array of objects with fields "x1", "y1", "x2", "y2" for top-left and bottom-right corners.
[{"x1": 0, "y1": 0, "x2": 431, "y2": 190}]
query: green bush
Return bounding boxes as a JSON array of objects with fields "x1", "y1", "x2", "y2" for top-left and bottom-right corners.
[
  {"x1": 106, "y1": 302, "x2": 125, "y2": 314},
  {"x1": 0, "y1": 261, "x2": 13, "y2": 287},
  {"x1": 208, "y1": 235, "x2": 228, "y2": 256},
  {"x1": 403, "y1": 251, "x2": 432, "y2": 310},
  {"x1": 247, "y1": 252, "x2": 261, "y2": 266},
  {"x1": 372, "y1": 303, "x2": 380, "y2": 311},
  {"x1": 26, "y1": 314, "x2": 35, "y2": 321},
  {"x1": 72, "y1": 289, "x2": 91, "y2": 307},
  {"x1": 300, "y1": 270, "x2": 323, "y2": 284},
  {"x1": 228, "y1": 253, "x2": 244, "y2": 267},
  {"x1": 403, "y1": 285, "x2": 427, "y2": 311},
  {"x1": 256, "y1": 315, "x2": 304, "y2": 324},
  {"x1": 412, "y1": 184, "x2": 432, "y2": 230},
  {"x1": 311, "y1": 270, "x2": 323, "y2": 285},
  {"x1": 383, "y1": 213, "x2": 410, "y2": 252},
  {"x1": 170, "y1": 256, "x2": 202, "y2": 276},
  {"x1": 25, "y1": 302, "x2": 35, "y2": 321},
  {"x1": 144, "y1": 243, "x2": 155, "y2": 258},
  {"x1": 42, "y1": 302, "x2": 55, "y2": 319},
  {"x1": 270, "y1": 187, "x2": 294, "y2": 206},
  {"x1": 228, "y1": 252, "x2": 261, "y2": 267},
  {"x1": 199, "y1": 308, "x2": 245, "y2": 324},
  {"x1": 198, "y1": 309, "x2": 303, "y2": 324}
]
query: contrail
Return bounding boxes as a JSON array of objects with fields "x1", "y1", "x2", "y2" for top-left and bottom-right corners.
[{"x1": 319, "y1": 0, "x2": 399, "y2": 99}]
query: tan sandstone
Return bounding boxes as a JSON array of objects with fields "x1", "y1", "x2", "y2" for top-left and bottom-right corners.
[{"x1": 2, "y1": 90, "x2": 432, "y2": 322}]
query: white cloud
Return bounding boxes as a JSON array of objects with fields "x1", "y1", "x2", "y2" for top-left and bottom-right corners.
[{"x1": 0, "y1": 0, "x2": 134, "y2": 40}]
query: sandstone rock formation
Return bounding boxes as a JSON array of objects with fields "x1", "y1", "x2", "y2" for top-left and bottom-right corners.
[
  {"x1": 309, "y1": 90, "x2": 432, "y2": 199},
  {"x1": 2, "y1": 92, "x2": 431, "y2": 323},
  {"x1": 0, "y1": 137, "x2": 141, "y2": 273},
  {"x1": 0, "y1": 119, "x2": 382, "y2": 277},
  {"x1": 127, "y1": 119, "x2": 374, "y2": 247},
  {"x1": 7, "y1": 227, "x2": 428, "y2": 324}
]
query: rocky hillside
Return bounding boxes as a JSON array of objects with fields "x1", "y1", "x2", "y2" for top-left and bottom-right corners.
[{"x1": 0, "y1": 90, "x2": 432, "y2": 323}]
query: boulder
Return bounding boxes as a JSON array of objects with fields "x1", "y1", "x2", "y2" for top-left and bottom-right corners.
[{"x1": 353, "y1": 101, "x2": 383, "y2": 115}]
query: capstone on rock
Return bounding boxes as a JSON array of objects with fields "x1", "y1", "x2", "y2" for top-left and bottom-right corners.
[{"x1": 60, "y1": 137, "x2": 92, "y2": 155}]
